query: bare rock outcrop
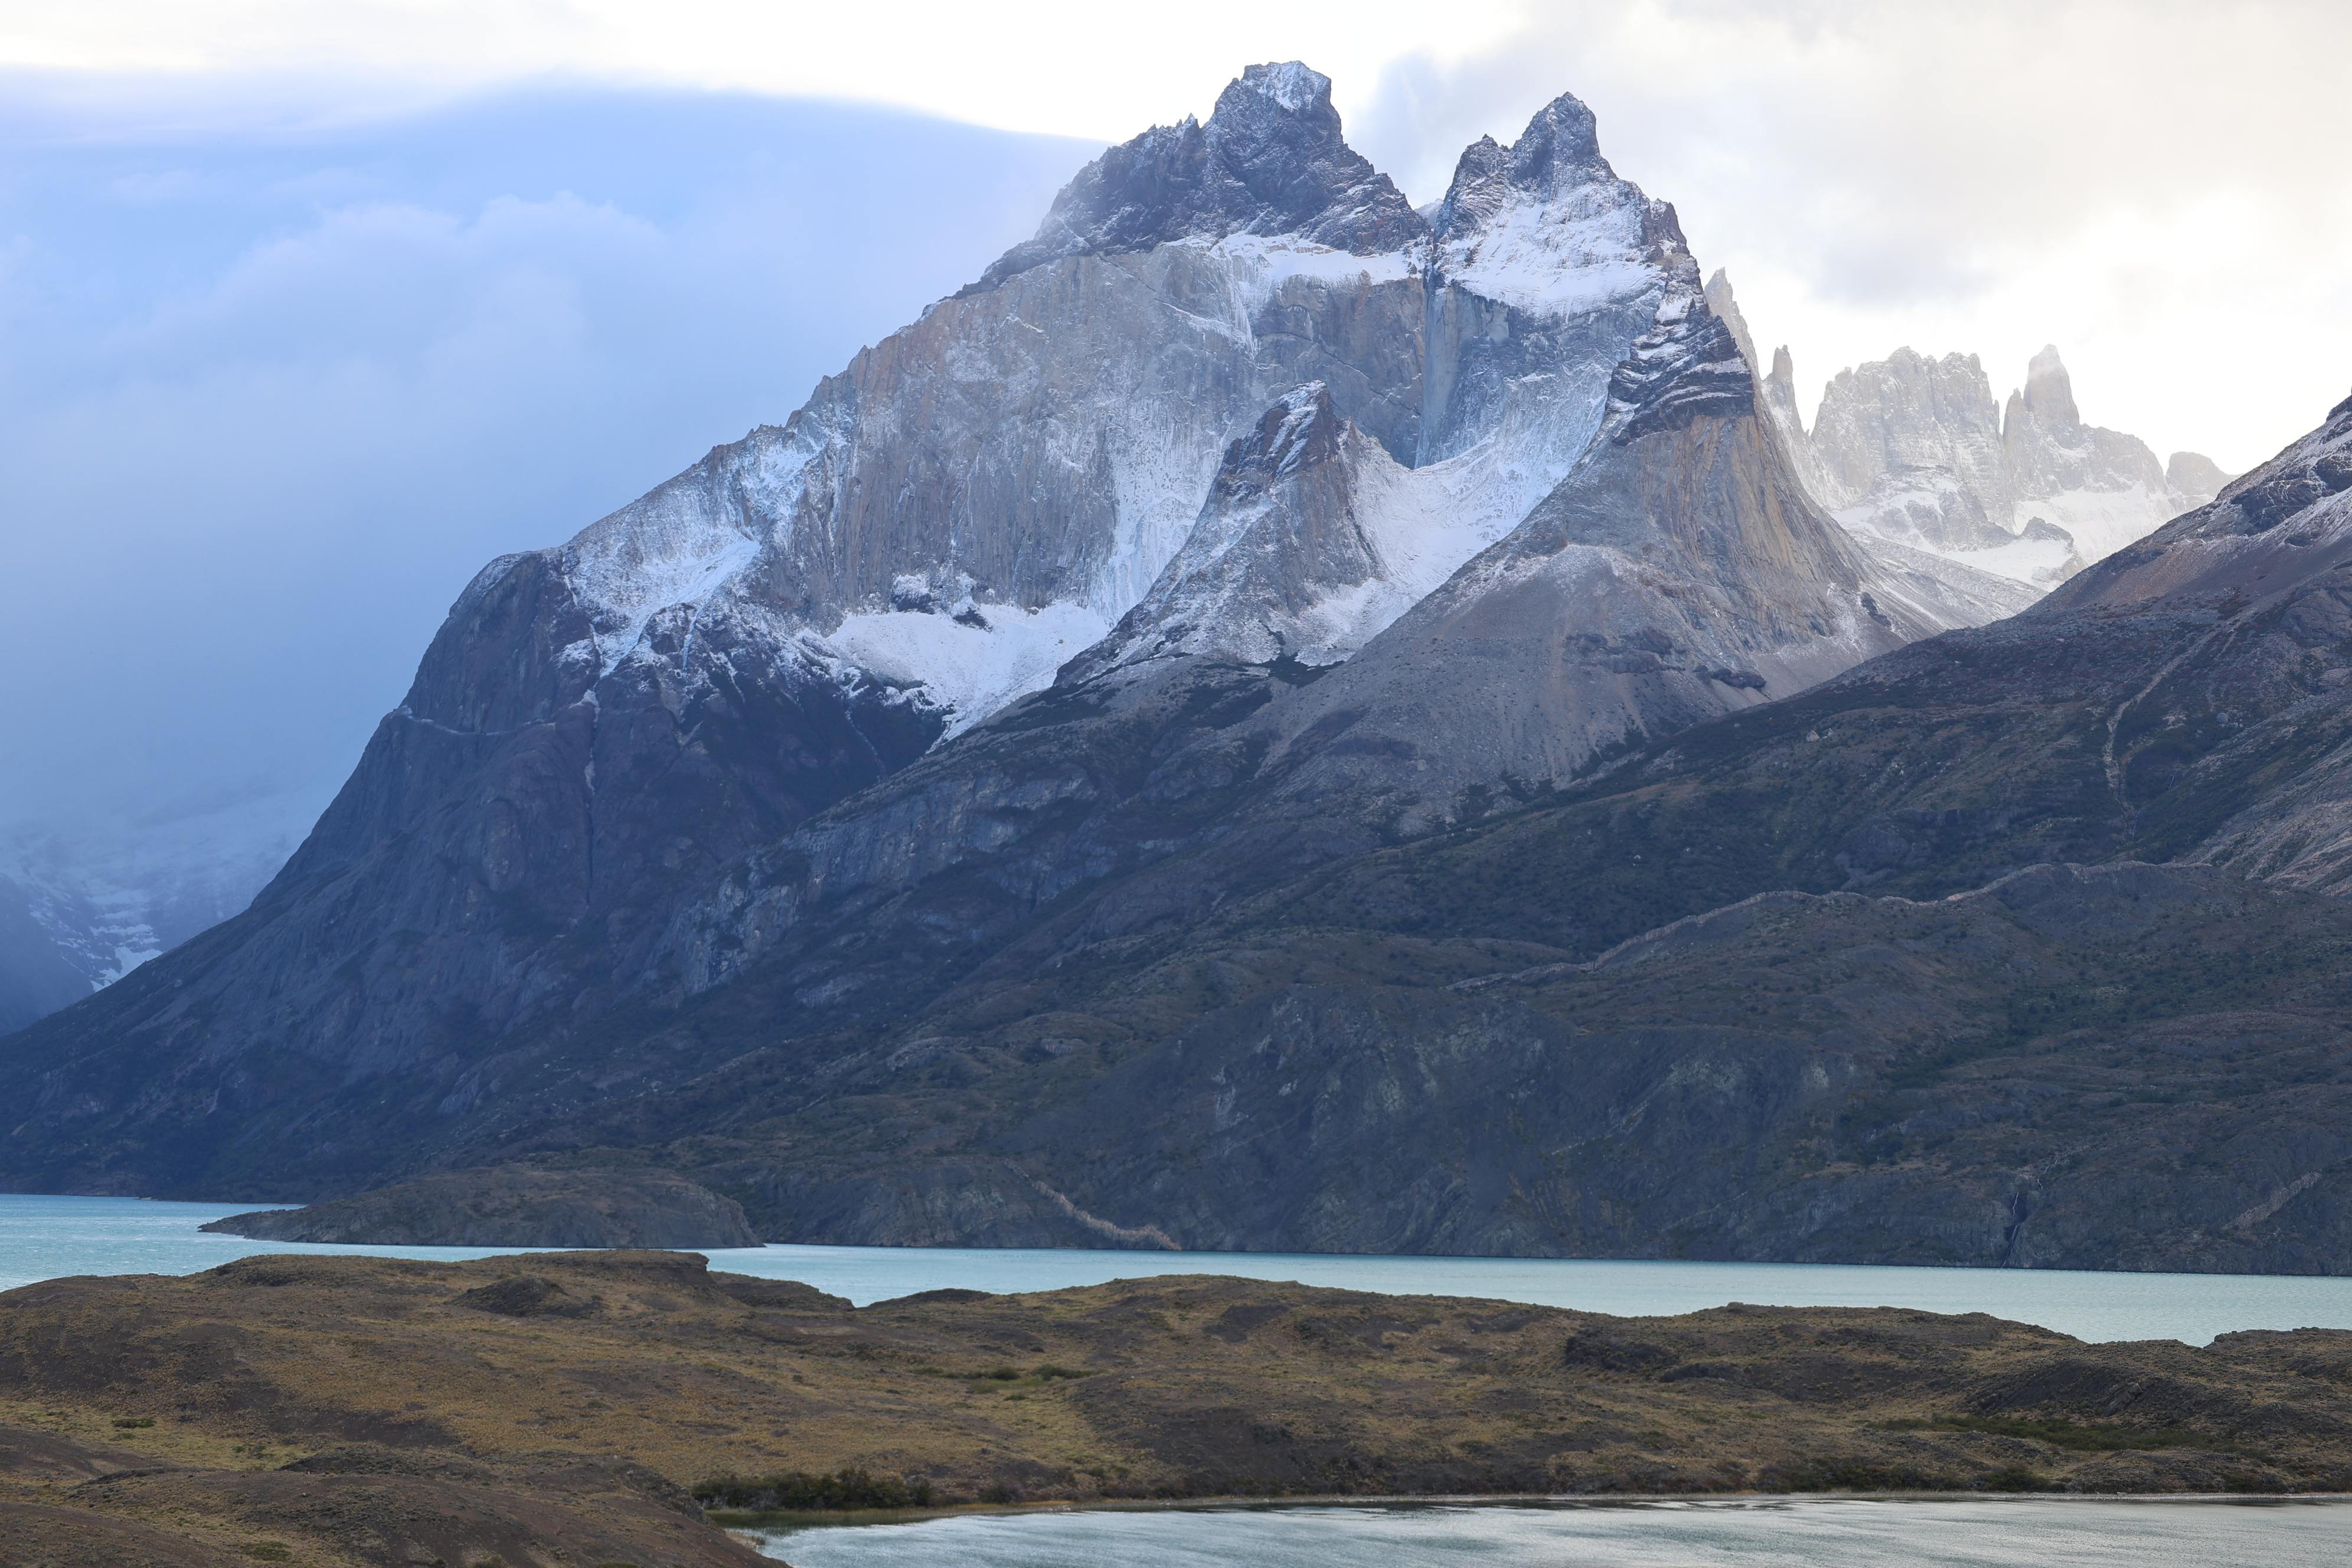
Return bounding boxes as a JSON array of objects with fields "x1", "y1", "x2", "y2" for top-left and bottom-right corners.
[{"x1": 202, "y1": 1166, "x2": 760, "y2": 1249}]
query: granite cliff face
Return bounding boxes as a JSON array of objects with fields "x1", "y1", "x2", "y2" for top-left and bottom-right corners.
[
  {"x1": 1700, "y1": 275, "x2": 2230, "y2": 599},
  {"x1": 1811, "y1": 349, "x2": 2017, "y2": 552},
  {"x1": 1704, "y1": 273, "x2": 2036, "y2": 626},
  {"x1": 1221, "y1": 288, "x2": 1976, "y2": 834},
  {"x1": 2001, "y1": 344, "x2": 2186, "y2": 561},
  {"x1": 2168, "y1": 449, "x2": 2233, "y2": 508}
]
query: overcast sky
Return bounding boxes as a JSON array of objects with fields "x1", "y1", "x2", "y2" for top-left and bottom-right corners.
[
  {"x1": 9, "y1": 0, "x2": 2348, "y2": 469},
  {"x1": 0, "y1": 81, "x2": 1084, "y2": 845},
  {"x1": 2, "y1": 0, "x2": 2347, "y2": 871}
]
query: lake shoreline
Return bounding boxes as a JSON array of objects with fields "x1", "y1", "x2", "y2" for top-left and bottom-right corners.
[
  {"x1": 732, "y1": 1487, "x2": 2352, "y2": 1534},
  {"x1": 12, "y1": 1193, "x2": 2352, "y2": 1344}
]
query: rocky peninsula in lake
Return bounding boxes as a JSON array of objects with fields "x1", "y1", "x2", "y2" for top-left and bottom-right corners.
[{"x1": 7, "y1": 1251, "x2": 2352, "y2": 1565}]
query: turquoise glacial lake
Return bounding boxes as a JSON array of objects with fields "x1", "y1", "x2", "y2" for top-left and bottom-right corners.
[
  {"x1": 757, "y1": 1498, "x2": 2352, "y2": 1567},
  {"x1": 6, "y1": 1192, "x2": 2352, "y2": 1345}
]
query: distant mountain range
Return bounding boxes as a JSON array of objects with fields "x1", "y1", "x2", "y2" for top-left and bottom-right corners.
[
  {"x1": 9, "y1": 63, "x2": 2347, "y2": 1275},
  {"x1": 0, "y1": 798, "x2": 308, "y2": 1034},
  {"x1": 1707, "y1": 274, "x2": 2231, "y2": 594}
]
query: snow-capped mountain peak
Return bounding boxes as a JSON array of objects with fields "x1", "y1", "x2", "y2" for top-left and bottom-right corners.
[
  {"x1": 1240, "y1": 59, "x2": 1328, "y2": 113},
  {"x1": 969, "y1": 60, "x2": 1423, "y2": 296},
  {"x1": 1428, "y1": 90, "x2": 1675, "y2": 325}
]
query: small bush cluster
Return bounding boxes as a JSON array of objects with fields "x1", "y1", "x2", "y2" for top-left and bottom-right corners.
[
  {"x1": 966, "y1": 1363, "x2": 1089, "y2": 1383},
  {"x1": 696, "y1": 1467, "x2": 935, "y2": 1513}
]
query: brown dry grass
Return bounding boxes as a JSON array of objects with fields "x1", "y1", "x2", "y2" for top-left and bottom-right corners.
[{"x1": 6, "y1": 1249, "x2": 2352, "y2": 1564}]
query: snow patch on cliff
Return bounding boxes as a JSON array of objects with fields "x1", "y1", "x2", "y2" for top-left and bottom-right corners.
[
  {"x1": 827, "y1": 599, "x2": 1112, "y2": 736},
  {"x1": 1205, "y1": 234, "x2": 1417, "y2": 316},
  {"x1": 1439, "y1": 188, "x2": 1659, "y2": 318},
  {"x1": 2015, "y1": 483, "x2": 2182, "y2": 565}
]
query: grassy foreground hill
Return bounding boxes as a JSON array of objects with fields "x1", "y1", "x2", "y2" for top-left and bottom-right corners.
[{"x1": 7, "y1": 1251, "x2": 2352, "y2": 1564}]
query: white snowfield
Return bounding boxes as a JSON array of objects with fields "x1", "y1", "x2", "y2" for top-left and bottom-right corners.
[
  {"x1": 1099, "y1": 383, "x2": 1564, "y2": 671},
  {"x1": 1200, "y1": 234, "x2": 1417, "y2": 319},
  {"x1": 1438, "y1": 184, "x2": 1659, "y2": 320},
  {"x1": 826, "y1": 599, "x2": 1113, "y2": 739},
  {"x1": 2014, "y1": 482, "x2": 2183, "y2": 566}
]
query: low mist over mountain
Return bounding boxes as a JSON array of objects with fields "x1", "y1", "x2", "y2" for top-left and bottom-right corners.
[{"x1": 7, "y1": 62, "x2": 2348, "y2": 1276}]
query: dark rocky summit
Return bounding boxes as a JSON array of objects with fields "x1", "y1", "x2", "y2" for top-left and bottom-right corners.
[
  {"x1": 201, "y1": 1165, "x2": 760, "y2": 1249},
  {"x1": 969, "y1": 61, "x2": 1425, "y2": 293}
]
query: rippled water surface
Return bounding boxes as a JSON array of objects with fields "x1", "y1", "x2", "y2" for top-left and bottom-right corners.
[
  {"x1": 7, "y1": 1194, "x2": 2352, "y2": 1344},
  {"x1": 759, "y1": 1500, "x2": 2352, "y2": 1567}
]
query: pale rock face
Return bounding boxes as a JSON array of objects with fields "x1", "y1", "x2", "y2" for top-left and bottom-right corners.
[
  {"x1": 2168, "y1": 450, "x2": 2234, "y2": 509},
  {"x1": 1704, "y1": 274, "x2": 2027, "y2": 627},
  {"x1": 514, "y1": 64, "x2": 1443, "y2": 752},
  {"x1": 1234, "y1": 287, "x2": 1987, "y2": 832},
  {"x1": 1703, "y1": 272, "x2": 1806, "y2": 464},
  {"x1": 2000, "y1": 344, "x2": 2184, "y2": 563},
  {"x1": 517, "y1": 83, "x2": 1714, "y2": 748},
  {"x1": 1809, "y1": 349, "x2": 2015, "y2": 551},
  {"x1": 1076, "y1": 384, "x2": 1484, "y2": 672},
  {"x1": 1420, "y1": 93, "x2": 1687, "y2": 521},
  {"x1": 1788, "y1": 335, "x2": 2216, "y2": 593},
  {"x1": 1070, "y1": 89, "x2": 1710, "y2": 691}
]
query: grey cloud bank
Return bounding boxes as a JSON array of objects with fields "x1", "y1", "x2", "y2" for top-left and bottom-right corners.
[
  {"x1": 0, "y1": 78, "x2": 1089, "y2": 1019},
  {"x1": 1341, "y1": 0, "x2": 2352, "y2": 476}
]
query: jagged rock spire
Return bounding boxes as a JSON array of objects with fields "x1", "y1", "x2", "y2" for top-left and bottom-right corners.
[
  {"x1": 2018, "y1": 344, "x2": 2081, "y2": 430},
  {"x1": 968, "y1": 61, "x2": 1424, "y2": 293},
  {"x1": 1432, "y1": 90, "x2": 1618, "y2": 240}
]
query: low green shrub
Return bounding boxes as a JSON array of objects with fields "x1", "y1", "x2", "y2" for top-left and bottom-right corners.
[{"x1": 696, "y1": 1467, "x2": 935, "y2": 1513}]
